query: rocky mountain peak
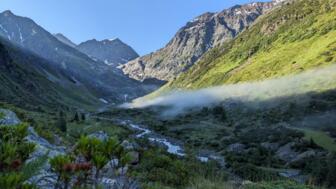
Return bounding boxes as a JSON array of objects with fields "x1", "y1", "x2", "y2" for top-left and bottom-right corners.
[
  {"x1": 77, "y1": 38, "x2": 139, "y2": 67},
  {"x1": 122, "y1": 1, "x2": 277, "y2": 81},
  {"x1": 54, "y1": 33, "x2": 77, "y2": 48},
  {"x1": 2, "y1": 10, "x2": 14, "y2": 17}
]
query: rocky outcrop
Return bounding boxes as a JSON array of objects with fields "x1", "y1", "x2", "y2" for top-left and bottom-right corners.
[
  {"x1": 275, "y1": 142, "x2": 299, "y2": 162},
  {"x1": 0, "y1": 108, "x2": 65, "y2": 188},
  {"x1": 0, "y1": 109, "x2": 140, "y2": 189},
  {"x1": 0, "y1": 108, "x2": 20, "y2": 125},
  {"x1": 122, "y1": 1, "x2": 280, "y2": 81},
  {"x1": 88, "y1": 130, "x2": 109, "y2": 141}
]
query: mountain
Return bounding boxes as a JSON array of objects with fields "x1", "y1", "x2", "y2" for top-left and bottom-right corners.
[
  {"x1": 77, "y1": 38, "x2": 139, "y2": 67},
  {"x1": 121, "y1": 1, "x2": 281, "y2": 81},
  {"x1": 54, "y1": 33, "x2": 77, "y2": 48},
  {"x1": 154, "y1": 0, "x2": 336, "y2": 93},
  {"x1": 0, "y1": 36, "x2": 100, "y2": 111},
  {"x1": 0, "y1": 10, "x2": 148, "y2": 102}
]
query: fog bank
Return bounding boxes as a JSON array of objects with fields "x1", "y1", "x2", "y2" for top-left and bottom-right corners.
[{"x1": 121, "y1": 64, "x2": 336, "y2": 115}]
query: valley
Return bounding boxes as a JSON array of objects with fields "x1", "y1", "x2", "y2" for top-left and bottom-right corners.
[{"x1": 1, "y1": 0, "x2": 336, "y2": 188}]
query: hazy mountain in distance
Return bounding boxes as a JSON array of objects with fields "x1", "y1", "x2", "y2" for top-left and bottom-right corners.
[
  {"x1": 0, "y1": 10, "x2": 149, "y2": 102},
  {"x1": 77, "y1": 38, "x2": 139, "y2": 67},
  {"x1": 0, "y1": 36, "x2": 101, "y2": 110}
]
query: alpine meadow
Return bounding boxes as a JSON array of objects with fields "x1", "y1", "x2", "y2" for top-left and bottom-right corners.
[{"x1": 1, "y1": 0, "x2": 336, "y2": 189}]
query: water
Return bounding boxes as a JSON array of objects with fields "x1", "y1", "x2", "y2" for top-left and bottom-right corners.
[
  {"x1": 120, "y1": 119, "x2": 226, "y2": 165},
  {"x1": 148, "y1": 137, "x2": 185, "y2": 156},
  {"x1": 95, "y1": 116, "x2": 225, "y2": 165}
]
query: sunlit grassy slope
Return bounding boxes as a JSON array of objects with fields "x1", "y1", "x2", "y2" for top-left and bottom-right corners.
[
  {"x1": 300, "y1": 128, "x2": 336, "y2": 152},
  {"x1": 151, "y1": 0, "x2": 336, "y2": 97}
]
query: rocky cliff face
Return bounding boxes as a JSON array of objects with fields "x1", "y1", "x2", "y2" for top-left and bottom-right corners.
[
  {"x1": 77, "y1": 38, "x2": 139, "y2": 67},
  {"x1": 122, "y1": 2, "x2": 278, "y2": 81}
]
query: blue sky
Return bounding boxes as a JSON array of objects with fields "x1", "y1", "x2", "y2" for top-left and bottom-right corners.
[{"x1": 1, "y1": 0, "x2": 268, "y2": 55}]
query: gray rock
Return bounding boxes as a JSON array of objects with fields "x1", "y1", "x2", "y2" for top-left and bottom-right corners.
[
  {"x1": 0, "y1": 109, "x2": 140, "y2": 189},
  {"x1": 88, "y1": 131, "x2": 109, "y2": 141},
  {"x1": 0, "y1": 108, "x2": 21, "y2": 125},
  {"x1": 279, "y1": 169, "x2": 300, "y2": 178},
  {"x1": 100, "y1": 177, "x2": 139, "y2": 189},
  {"x1": 121, "y1": 140, "x2": 140, "y2": 151},
  {"x1": 0, "y1": 109, "x2": 64, "y2": 189},
  {"x1": 227, "y1": 143, "x2": 246, "y2": 153},
  {"x1": 278, "y1": 169, "x2": 309, "y2": 184},
  {"x1": 25, "y1": 127, "x2": 65, "y2": 188},
  {"x1": 290, "y1": 150, "x2": 316, "y2": 163},
  {"x1": 275, "y1": 143, "x2": 298, "y2": 162},
  {"x1": 261, "y1": 142, "x2": 280, "y2": 151}
]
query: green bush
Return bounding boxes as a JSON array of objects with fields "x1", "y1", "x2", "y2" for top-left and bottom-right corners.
[
  {"x1": 244, "y1": 181, "x2": 317, "y2": 189},
  {"x1": 0, "y1": 111, "x2": 4, "y2": 119},
  {"x1": 133, "y1": 148, "x2": 227, "y2": 188},
  {"x1": 0, "y1": 123, "x2": 36, "y2": 188},
  {"x1": 49, "y1": 136, "x2": 130, "y2": 188}
]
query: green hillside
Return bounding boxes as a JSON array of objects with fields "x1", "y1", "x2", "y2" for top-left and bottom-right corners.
[
  {"x1": 0, "y1": 38, "x2": 101, "y2": 112},
  {"x1": 156, "y1": 0, "x2": 336, "y2": 94}
]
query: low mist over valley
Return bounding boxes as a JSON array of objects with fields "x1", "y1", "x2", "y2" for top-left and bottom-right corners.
[
  {"x1": 125, "y1": 64, "x2": 336, "y2": 116},
  {"x1": 1, "y1": 0, "x2": 336, "y2": 188}
]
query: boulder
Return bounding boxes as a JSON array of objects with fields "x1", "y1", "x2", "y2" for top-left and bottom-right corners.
[
  {"x1": 100, "y1": 176, "x2": 139, "y2": 189},
  {"x1": 275, "y1": 143, "x2": 298, "y2": 162},
  {"x1": 261, "y1": 142, "x2": 280, "y2": 151},
  {"x1": 0, "y1": 108, "x2": 21, "y2": 125},
  {"x1": 290, "y1": 150, "x2": 316, "y2": 163},
  {"x1": 227, "y1": 143, "x2": 246, "y2": 153},
  {"x1": 121, "y1": 140, "x2": 140, "y2": 151},
  {"x1": 88, "y1": 131, "x2": 109, "y2": 141}
]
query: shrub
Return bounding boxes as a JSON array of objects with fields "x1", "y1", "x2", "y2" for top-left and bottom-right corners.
[{"x1": 0, "y1": 123, "x2": 36, "y2": 188}]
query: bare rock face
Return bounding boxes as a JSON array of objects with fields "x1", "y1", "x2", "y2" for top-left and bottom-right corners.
[{"x1": 122, "y1": 2, "x2": 278, "y2": 81}]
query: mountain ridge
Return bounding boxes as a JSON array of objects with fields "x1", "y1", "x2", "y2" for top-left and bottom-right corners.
[
  {"x1": 0, "y1": 36, "x2": 100, "y2": 111},
  {"x1": 121, "y1": 1, "x2": 283, "y2": 82},
  {"x1": 151, "y1": 0, "x2": 336, "y2": 95},
  {"x1": 0, "y1": 10, "x2": 149, "y2": 102}
]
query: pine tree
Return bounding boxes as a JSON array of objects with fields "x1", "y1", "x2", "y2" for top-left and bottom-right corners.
[
  {"x1": 56, "y1": 111, "x2": 67, "y2": 132},
  {"x1": 81, "y1": 113, "x2": 86, "y2": 121},
  {"x1": 73, "y1": 112, "x2": 79, "y2": 122}
]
